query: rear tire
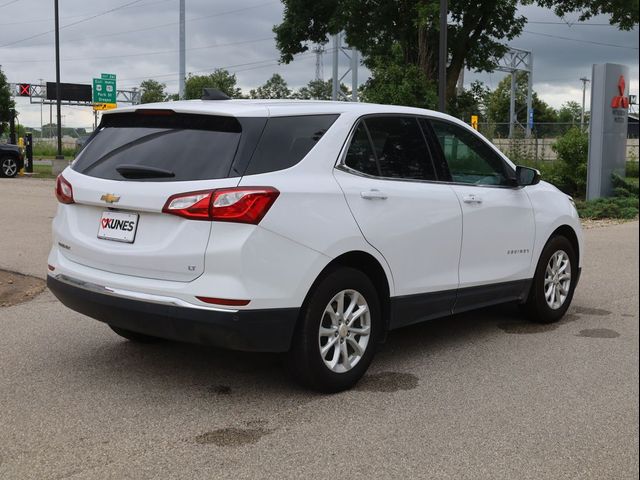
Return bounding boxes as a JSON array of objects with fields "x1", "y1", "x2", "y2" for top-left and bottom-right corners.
[
  {"x1": 0, "y1": 156, "x2": 19, "y2": 178},
  {"x1": 522, "y1": 235, "x2": 577, "y2": 324},
  {"x1": 109, "y1": 325, "x2": 162, "y2": 343},
  {"x1": 287, "y1": 267, "x2": 381, "y2": 393}
]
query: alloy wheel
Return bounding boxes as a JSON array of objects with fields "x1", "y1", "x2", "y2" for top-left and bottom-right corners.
[
  {"x1": 544, "y1": 250, "x2": 571, "y2": 310},
  {"x1": 318, "y1": 289, "x2": 371, "y2": 374},
  {"x1": 2, "y1": 158, "x2": 18, "y2": 177}
]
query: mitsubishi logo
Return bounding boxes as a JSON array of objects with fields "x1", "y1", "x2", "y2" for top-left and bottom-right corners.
[
  {"x1": 611, "y1": 75, "x2": 629, "y2": 109},
  {"x1": 100, "y1": 193, "x2": 121, "y2": 204}
]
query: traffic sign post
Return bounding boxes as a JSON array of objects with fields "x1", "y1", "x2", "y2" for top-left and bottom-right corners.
[{"x1": 93, "y1": 73, "x2": 117, "y2": 110}]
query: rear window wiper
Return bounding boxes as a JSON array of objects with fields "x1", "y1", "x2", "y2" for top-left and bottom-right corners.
[{"x1": 116, "y1": 164, "x2": 175, "y2": 179}]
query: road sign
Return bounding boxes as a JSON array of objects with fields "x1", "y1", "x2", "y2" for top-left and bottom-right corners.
[
  {"x1": 93, "y1": 102, "x2": 117, "y2": 111},
  {"x1": 93, "y1": 74, "x2": 117, "y2": 105},
  {"x1": 471, "y1": 115, "x2": 478, "y2": 130},
  {"x1": 528, "y1": 108, "x2": 534, "y2": 129}
]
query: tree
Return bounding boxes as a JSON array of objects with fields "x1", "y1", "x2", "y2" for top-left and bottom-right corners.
[
  {"x1": 0, "y1": 67, "x2": 15, "y2": 137},
  {"x1": 485, "y1": 72, "x2": 557, "y2": 137},
  {"x1": 294, "y1": 79, "x2": 349, "y2": 99},
  {"x1": 447, "y1": 80, "x2": 490, "y2": 123},
  {"x1": 274, "y1": 0, "x2": 526, "y2": 100},
  {"x1": 184, "y1": 70, "x2": 242, "y2": 99},
  {"x1": 359, "y1": 45, "x2": 437, "y2": 108},
  {"x1": 530, "y1": 0, "x2": 638, "y2": 30},
  {"x1": 140, "y1": 79, "x2": 168, "y2": 104},
  {"x1": 557, "y1": 101, "x2": 583, "y2": 124},
  {"x1": 249, "y1": 73, "x2": 292, "y2": 99}
]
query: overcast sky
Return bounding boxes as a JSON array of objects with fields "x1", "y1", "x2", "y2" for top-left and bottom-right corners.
[{"x1": 1, "y1": 0, "x2": 638, "y2": 129}]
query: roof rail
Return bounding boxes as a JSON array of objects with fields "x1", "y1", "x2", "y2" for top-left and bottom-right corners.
[{"x1": 202, "y1": 88, "x2": 231, "y2": 100}]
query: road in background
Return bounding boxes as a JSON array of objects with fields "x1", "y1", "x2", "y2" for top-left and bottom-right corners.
[{"x1": 1, "y1": 178, "x2": 638, "y2": 479}]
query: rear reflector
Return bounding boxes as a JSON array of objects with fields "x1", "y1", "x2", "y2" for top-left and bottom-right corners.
[
  {"x1": 163, "y1": 187, "x2": 279, "y2": 224},
  {"x1": 196, "y1": 296, "x2": 250, "y2": 307},
  {"x1": 55, "y1": 174, "x2": 74, "y2": 204}
]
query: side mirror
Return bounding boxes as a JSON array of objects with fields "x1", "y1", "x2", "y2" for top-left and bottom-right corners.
[{"x1": 516, "y1": 165, "x2": 540, "y2": 186}]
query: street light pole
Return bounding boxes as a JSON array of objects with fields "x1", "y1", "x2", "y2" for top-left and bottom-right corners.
[
  {"x1": 580, "y1": 76, "x2": 590, "y2": 131},
  {"x1": 54, "y1": 0, "x2": 63, "y2": 158},
  {"x1": 438, "y1": 0, "x2": 447, "y2": 112}
]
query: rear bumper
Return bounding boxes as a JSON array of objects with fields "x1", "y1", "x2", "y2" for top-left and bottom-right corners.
[{"x1": 47, "y1": 275, "x2": 299, "y2": 352}]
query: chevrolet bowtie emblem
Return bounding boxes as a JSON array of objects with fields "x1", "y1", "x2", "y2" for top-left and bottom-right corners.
[{"x1": 100, "y1": 194, "x2": 120, "y2": 203}]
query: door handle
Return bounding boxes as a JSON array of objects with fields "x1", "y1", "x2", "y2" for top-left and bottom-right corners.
[
  {"x1": 360, "y1": 189, "x2": 388, "y2": 200},
  {"x1": 462, "y1": 194, "x2": 483, "y2": 204}
]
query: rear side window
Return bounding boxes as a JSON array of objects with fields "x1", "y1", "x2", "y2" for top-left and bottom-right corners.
[
  {"x1": 245, "y1": 115, "x2": 338, "y2": 175},
  {"x1": 344, "y1": 123, "x2": 379, "y2": 176},
  {"x1": 73, "y1": 112, "x2": 242, "y2": 181},
  {"x1": 344, "y1": 116, "x2": 437, "y2": 181}
]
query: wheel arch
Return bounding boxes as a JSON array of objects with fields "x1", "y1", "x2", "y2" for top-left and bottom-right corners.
[
  {"x1": 301, "y1": 250, "x2": 393, "y2": 340},
  {"x1": 549, "y1": 224, "x2": 580, "y2": 263}
]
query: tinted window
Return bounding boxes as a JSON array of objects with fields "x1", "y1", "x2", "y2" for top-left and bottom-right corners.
[
  {"x1": 344, "y1": 123, "x2": 379, "y2": 176},
  {"x1": 430, "y1": 120, "x2": 512, "y2": 186},
  {"x1": 364, "y1": 116, "x2": 436, "y2": 180},
  {"x1": 73, "y1": 113, "x2": 241, "y2": 181},
  {"x1": 245, "y1": 115, "x2": 338, "y2": 175}
]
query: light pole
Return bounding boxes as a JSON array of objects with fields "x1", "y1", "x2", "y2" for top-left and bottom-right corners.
[
  {"x1": 179, "y1": 0, "x2": 185, "y2": 99},
  {"x1": 438, "y1": 0, "x2": 447, "y2": 112},
  {"x1": 54, "y1": 0, "x2": 63, "y2": 158},
  {"x1": 580, "y1": 76, "x2": 590, "y2": 131}
]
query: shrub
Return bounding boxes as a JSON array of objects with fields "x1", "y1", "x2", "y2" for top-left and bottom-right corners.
[
  {"x1": 626, "y1": 161, "x2": 639, "y2": 178},
  {"x1": 551, "y1": 127, "x2": 589, "y2": 196},
  {"x1": 575, "y1": 196, "x2": 639, "y2": 219}
]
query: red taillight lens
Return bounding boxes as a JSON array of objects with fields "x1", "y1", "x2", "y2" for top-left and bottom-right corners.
[
  {"x1": 162, "y1": 187, "x2": 279, "y2": 224},
  {"x1": 55, "y1": 174, "x2": 74, "y2": 204},
  {"x1": 162, "y1": 190, "x2": 213, "y2": 220}
]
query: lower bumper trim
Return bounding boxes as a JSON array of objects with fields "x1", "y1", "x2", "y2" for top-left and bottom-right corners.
[{"x1": 47, "y1": 275, "x2": 299, "y2": 353}]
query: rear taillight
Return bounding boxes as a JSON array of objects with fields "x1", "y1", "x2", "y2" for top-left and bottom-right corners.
[
  {"x1": 162, "y1": 187, "x2": 279, "y2": 224},
  {"x1": 55, "y1": 174, "x2": 74, "y2": 204}
]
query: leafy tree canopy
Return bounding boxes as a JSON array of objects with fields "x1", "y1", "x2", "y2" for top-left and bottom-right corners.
[
  {"x1": 139, "y1": 79, "x2": 168, "y2": 104},
  {"x1": 250, "y1": 73, "x2": 292, "y2": 99},
  {"x1": 293, "y1": 79, "x2": 349, "y2": 100},
  {"x1": 528, "y1": 0, "x2": 638, "y2": 30},
  {"x1": 274, "y1": 0, "x2": 526, "y2": 99},
  {"x1": 184, "y1": 70, "x2": 242, "y2": 99},
  {"x1": 557, "y1": 101, "x2": 583, "y2": 124},
  {"x1": 0, "y1": 67, "x2": 15, "y2": 136}
]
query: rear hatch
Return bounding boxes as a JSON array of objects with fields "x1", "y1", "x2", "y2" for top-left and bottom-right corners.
[{"x1": 56, "y1": 110, "x2": 261, "y2": 282}]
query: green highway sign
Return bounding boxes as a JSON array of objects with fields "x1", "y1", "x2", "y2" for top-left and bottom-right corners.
[{"x1": 93, "y1": 73, "x2": 116, "y2": 105}]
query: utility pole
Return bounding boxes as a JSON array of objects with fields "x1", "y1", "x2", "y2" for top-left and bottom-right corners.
[
  {"x1": 332, "y1": 34, "x2": 339, "y2": 101},
  {"x1": 179, "y1": 0, "x2": 186, "y2": 99},
  {"x1": 580, "y1": 76, "x2": 590, "y2": 130},
  {"x1": 438, "y1": 0, "x2": 447, "y2": 112},
  {"x1": 313, "y1": 45, "x2": 324, "y2": 82},
  {"x1": 54, "y1": 0, "x2": 63, "y2": 158},
  {"x1": 39, "y1": 78, "x2": 44, "y2": 139}
]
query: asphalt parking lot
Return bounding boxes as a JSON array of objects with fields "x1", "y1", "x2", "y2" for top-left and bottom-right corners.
[{"x1": 1, "y1": 177, "x2": 638, "y2": 479}]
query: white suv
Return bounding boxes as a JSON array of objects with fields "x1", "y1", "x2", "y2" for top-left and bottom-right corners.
[{"x1": 48, "y1": 96, "x2": 583, "y2": 392}]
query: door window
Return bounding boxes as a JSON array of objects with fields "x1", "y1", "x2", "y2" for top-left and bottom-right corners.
[
  {"x1": 429, "y1": 120, "x2": 512, "y2": 186},
  {"x1": 344, "y1": 116, "x2": 437, "y2": 181}
]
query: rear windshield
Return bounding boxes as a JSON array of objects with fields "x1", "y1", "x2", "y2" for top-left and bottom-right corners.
[
  {"x1": 72, "y1": 112, "x2": 242, "y2": 181},
  {"x1": 72, "y1": 112, "x2": 339, "y2": 181}
]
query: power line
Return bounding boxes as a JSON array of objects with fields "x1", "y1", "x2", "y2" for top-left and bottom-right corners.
[
  {"x1": 3, "y1": 1, "x2": 278, "y2": 48},
  {"x1": 0, "y1": 0, "x2": 19, "y2": 8},
  {"x1": 522, "y1": 30, "x2": 639, "y2": 49},
  {"x1": 0, "y1": 0, "x2": 147, "y2": 48},
  {"x1": 118, "y1": 51, "x2": 314, "y2": 86},
  {"x1": 0, "y1": 0, "x2": 173, "y2": 26},
  {"x1": 527, "y1": 21, "x2": 616, "y2": 26},
  {"x1": 1, "y1": 37, "x2": 274, "y2": 64}
]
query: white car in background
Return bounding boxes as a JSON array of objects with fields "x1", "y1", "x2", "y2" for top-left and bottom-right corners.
[{"x1": 47, "y1": 94, "x2": 583, "y2": 392}]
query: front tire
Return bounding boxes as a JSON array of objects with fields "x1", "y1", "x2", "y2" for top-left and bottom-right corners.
[
  {"x1": 0, "y1": 156, "x2": 19, "y2": 178},
  {"x1": 287, "y1": 267, "x2": 381, "y2": 392},
  {"x1": 522, "y1": 235, "x2": 578, "y2": 324}
]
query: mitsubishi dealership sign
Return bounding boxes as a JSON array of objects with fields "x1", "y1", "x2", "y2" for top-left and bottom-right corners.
[{"x1": 587, "y1": 63, "x2": 630, "y2": 200}]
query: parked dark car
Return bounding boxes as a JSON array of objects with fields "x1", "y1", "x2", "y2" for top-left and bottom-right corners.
[{"x1": 0, "y1": 143, "x2": 24, "y2": 178}]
